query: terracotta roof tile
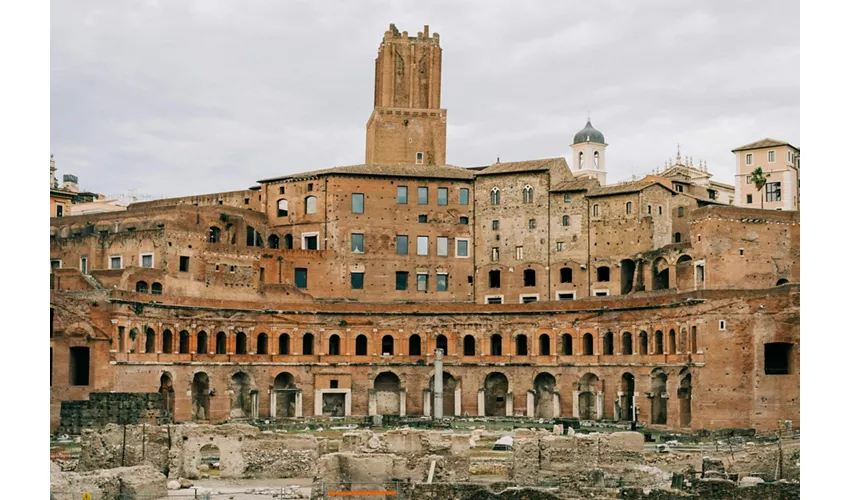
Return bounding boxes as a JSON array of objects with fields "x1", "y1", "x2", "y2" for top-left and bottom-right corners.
[
  {"x1": 550, "y1": 177, "x2": 599, "y2": 192},
  {"x1": 586, "y1": 176, "x2": 675, "y2": 197},
  {"x1": 259, "y1": 163, "x2": 475, "y2": 183},
  {"x1": 731, "y1": 138, "x2": 798, "y2": 152},
  {"x1": 475, "y1": 157, "x2": 566, "y2": 176}
]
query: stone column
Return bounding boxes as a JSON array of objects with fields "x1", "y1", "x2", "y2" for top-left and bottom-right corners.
[
  {"x1": 455, "y1": 386, "x2": 462, "y2": 417},
  {"x1": 344, "y1": 390, "x2": 352, "y2": 416},
  {"x1": 190, "y1": 331, "x2": 197, "y2": 354},
  {"x1": 553, "y1": 392, "x2": 561, "y2": 418},
  {"x1": 478, "y1": 389, "x2": 486, "y2": 416},
  {"x1": 596, "y1": 391, "x2": 605, "y2": 420},
  {"x1": 399, "y1": 388, "x2": 407, "y2": 417},
  {"x1": 434, "y1": 348, "x2": 444, "y2": 418},
  {"x1": 295, "y1": 390, "x2": 303, "y2": 418},
  {"x1": 632, "y1": 394, "x2": 637, "y2": 421},
  {"x1": 270, "y1": 390, "x2": 277, "y2": 419},
  {"x1": 616, "y1": 391, "x2": 624, "y2": 420},
  {"x1": 250, "y1": 391, "x2": 259, "y2": 420},
  {"x1": 368, "y1": 389, "x2": 377, "y2": 416},
  {"x1": 506, "y1": 392, "x2": 514, "y2": 416},
  {"x1": 423, "y1": 389, "x2": 431, "y2": 417},
  {"x1": 314, "y1": 390, "x2": 323, "y2": 416},
  {"x1": 526, "y1": 390, "x2": 535, "y2": 418},
  {"x1": 572, "y1": 391, "x2": 580, "y2": 418}
]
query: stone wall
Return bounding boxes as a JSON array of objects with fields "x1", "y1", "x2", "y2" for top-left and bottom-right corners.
[
  {"x1": 51, "y1": 462, "x2": 167, "y2": 500},
  {"x1": 58, "y1": 393, "x2": 171, "y2": 436}
]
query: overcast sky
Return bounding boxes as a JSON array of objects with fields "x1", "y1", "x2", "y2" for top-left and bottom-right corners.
[{"x1": 51, "y1": 0, "x2": 799, "y2": 199}]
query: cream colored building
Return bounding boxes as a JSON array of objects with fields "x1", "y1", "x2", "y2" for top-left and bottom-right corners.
[
  {"x1": 657, "y1": 150, "x2": 734, "y2": 204},
  {"x1": 732, "y1": 138, "x2": 800, "y2": 211}
]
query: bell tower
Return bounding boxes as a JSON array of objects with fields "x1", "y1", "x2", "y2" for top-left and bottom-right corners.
[
  {"x1": 570, "y1": 119, "x2": 608, "y2": 186},
  {"x1": 365, "y1": 24, "x2": 447, "y2": 166}
]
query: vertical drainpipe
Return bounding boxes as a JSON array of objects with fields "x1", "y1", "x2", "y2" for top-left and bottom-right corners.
[
  {"x1": 323, "y1": 177, "x2": 329, "y2": 250},
  {"x1": 546, "y1": 173, "x2": 551, "y2": 302},
  {"x1": 471, "y1": 179, "x2": 477, "y2": 304},
  {"x1": 586, "y1": 194, "x2": 591, "y2": 298}
]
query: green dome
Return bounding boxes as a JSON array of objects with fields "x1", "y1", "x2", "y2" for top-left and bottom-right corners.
[{"x1": 573, "y1": 120, "x2": 605, "y2": 145}]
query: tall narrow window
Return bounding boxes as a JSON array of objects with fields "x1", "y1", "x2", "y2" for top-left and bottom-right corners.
[
  {"x1": 351, "y1": 272, "x2": 364, "y2": 289},
  {"x1": 562, "y1": 215, "x2": 570, "y2": 226},
  {"x1": 463, "y1": 335, "x2": 475, "y2": 356},
  {"x1": 437, "y1": 188, "x2": 448, "y2": 205},
  {"x1": 418, "y1": 187, "x2": 428, "y2": 205},
  {"x1": 523, "y1": 269, "x2": 536, "y2": 287},
  {"x1": 456, "y1": 239, "x2": 469, "y2": 257},
  {"x1": 489, "y1": 270, "x2": 501, "y2": 288},
  {"x1": 490, "y1": 334, "x2": 503, "y2": 355},
  {"x1": 593, "y1": 204, "x2": 599, "y2": 217},
  {"x1": 766, "y1": 182, "x2": 781, "y2": 202},
  {"x1": 490, "y1": 187, "x2": 500, "y2": 205},
  {"x1": 69, "y1": 347, "x2": 90, "y2": 386},
  {"x1": 491, "y1": 247, "x2": 499, "y2": 262},
  {"x1": 396, "y1": 235, "x2": 408, "y2": 255},
  {"x1": 277, "y1": 199, "x2": 289, "y2": 217},
  {"x1": 295, "y1": 268, "x2": 308, "y2": 288},
  {"x1": 594, "y1": 151, "x2": 599, "y2": 168},
  {"x1": 437, "y1": 237, "x2": 449, "y2": 256},
  {"x1": 56, "y1": 205, "x2": 63, "y2": 217},
  {"x1": 351, "y1": 193, "x2": 364, "y2": 214},
  {"x1": 516, "y1": 335, "x2": 528, "y2": 355},
  {"x1": 179, "y1": 256, "x2": 190, "y2": 272},
  {"x1": 522, "y1": 185, "x2": 533, "y2": 204},
  {"x1": 305, "y1": 196, "x2": 317, "y2": 214},
  {"x1": 492, "y1": 220, "x2": 500, "y2": 230},
  {"x1": 417, "y1": 273, "x2": 428, "y2": 291},
  {"x1": 579, "y1": 152, "x2": 584, "y2": 169},
  {"x1": 515, "y1": 246, "x2": 523, "y2": 260},
  {"x1": 745, "y1": 153, "x2": 753, "y2": 165},
  {"x1": 459, "y1": 188, "x2": 469, "y2": 205},
  {"x1": 560, "y1": 267, "x2": 572, "y2": 283},
  {"x1": 626, "y1": 202, "x2": 632, "y2": 215},
  {"x1": 397, "y1": 186, "x2": 408, "y2": 204},
  {"x1": 768, "y1": 150, "x2": 776, "y2": 163},
  {"x1": 351, "y1": 233, "x2": 365, "y2": 253},
  {"x1": 395, "y1": 271, "x2": 408, "y2": 290},
  {"x1": 678, "y1": 207, "x2": 684, "y2": 217},
  {"x1": 417, "y1": 236, "x2": 429, "y2": 256},
  {"x1": 436, "y1": 274, "x2": 448, "y2": 291}
]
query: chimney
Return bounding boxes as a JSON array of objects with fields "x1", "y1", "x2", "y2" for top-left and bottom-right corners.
[{"x1": 62, "y1": 174, "x2": 80, "y2": 193}]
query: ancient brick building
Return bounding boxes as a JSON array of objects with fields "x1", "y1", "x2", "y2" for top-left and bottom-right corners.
[{"x1": 49, "y1": 24, "x2": 800, "y2": 433}]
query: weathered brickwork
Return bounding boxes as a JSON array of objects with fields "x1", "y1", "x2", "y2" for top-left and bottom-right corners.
[{"x1": 49, "y1": 24, "x2": 800, "y2": 436}]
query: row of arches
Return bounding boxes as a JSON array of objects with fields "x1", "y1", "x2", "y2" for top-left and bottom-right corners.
[
  {"x1": 135, "y1": 281, "x2": 163, "y2": 295},
  {"x1": 125, "y1": 328, "x2": 700, "y2": 357}
]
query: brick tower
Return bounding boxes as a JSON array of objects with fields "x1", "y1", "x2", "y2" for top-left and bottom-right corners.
[{"x1": 365, "y1": 24, "x2": 447, "y2": 166}]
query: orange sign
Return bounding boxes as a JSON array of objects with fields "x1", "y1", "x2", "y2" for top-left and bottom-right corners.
[{"x1": 327, "y1": 490, "x2": 397, "y2": 497}]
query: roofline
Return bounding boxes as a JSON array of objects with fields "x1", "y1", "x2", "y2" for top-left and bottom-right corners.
[
  {"x1": 474, "y1": 167, "x2": 550, "y2": 177},
  {"x1": 259, "y1": 169, "x2": 474, "y2": 184},
  {"x1": 731, "y1": 142, "x2": 799, "y2": 153},
  {"x1": 585, "y1": 181, "x2": 676, "y2": 198}
]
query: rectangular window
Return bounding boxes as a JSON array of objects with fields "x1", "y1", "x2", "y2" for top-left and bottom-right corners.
[
  {"x1": 459, "y1": 216, "x2": 469, "y2": 224},
  {"x1": 51, "y1": 259, "x2": 62, "y2": 270},
  {"x1": 556, "y1": 242, "x2": 565, "y2": 252},
  {"x1": 521, "y1": 295, "x2": 538, "y2": 304},
  {"x1": 351, "y1": 233, "x2": 364, "y2": 253},
  {"x1": 768, "y1": 150, "x2": 776, "y2": 163},
  {"x1": 746, "y1": 175, "x2": 752, "y2": 184},
  {"x1": 696, "y1": 264, "x2": 705, "y2": 283},
  {"x1": 528, "y1": 219, "x2": 536, "y2": 229},
  {"x1": 279, "y1": 186, "x2": 285, "y2": 194},
  {"x1": 489, "y1": 270, "x2": 501, "y2": 288},
  {"x1": 456, "y1": 239, "x2": 469, "y2": 257},
  {"x1": 109, "y1": 256, "x2": 122, "y2": 269},
  {"x1": 303, "y1": 234, "x2": 319, "y2": 250},
  {"x1": 416, "y1": 152, "x2": 424, "y2": 164},
  {"x1": 418, "y1": 214, "x2": 428, "y2": 223},
  {"x1": 418, "y1": 186, "x2": 428, "y2": 204},
  {"x1": 675, "y1": 184, "x2": 683, "y2": 193},
  {"x1": 459, "y1": 188, "x2": 469, "y2": 205},
  {"x1": 562, "y1": 215, "x2": 570, "y2": 226},
  {"x1": 436, "y1": 274, "x2": 448, "y2": 291},
  {"x1": 179, "y1": 256, "x2": 190, "y2": 272},
  {"x1": 396, "y1": 235, "x2": 408, "y2": 255},
  {"x1": 141, "y1": 253, "x2": 153, "y2": 268},
  {"x1": 492, "y1": 220, "x2": 499, "y2": 230},
  {"x1": 397, "y1": 186, "x2": 408, "y2": 204},
  {"x1": 563, "y1": 194, "x2": 571, "y2": 202},
  {"x1": 594, "y1": 290, "x2": 609, "y2": 297},
  {"x1": 437, "y1": 237, "x2": 449, "y2": 256},
  {"x1": 491, "y1": 247, "x2": 499, "y2": 262},
  {"x1": 395, "y1": 271, "x2": 408, "y2": 290},
  {"x1": 352, "y1": 193, "x2": 365, "y2": 214},
  {"x1": 307, "y1": 183, "x2": 313, "y2": 191},
  {"x1": 557, "y1": 292, "x2": 575, "y2": 300},
  {"x1": 515, "y1": 246, "x2": 523, "y2": 260},
  {"x1": 295, "y1": 268, "x2": 308, "y2": 288},
  {"x1": 69, "y1": 346, "x2": 90, "y2": 386},
  {"x1": 417, "y1": 236, "x2": 429, "y2": 256},
  {"x1": 764, "y1": 342, "x2": 792, "y2": 375},
  {"x1": 56, "y1": 205, "x2": 63, "y2": 217},
  {"x1": 351, "y1": 272, "x2": 364, "y2": 289},
  {"x1": 745, "y1": 153, "x2": 753, "y2": 165},
  {"x1": 766, "y1": 182, "x2": 781, "y2": 202},
  {"x1": 486, "y1": 295, "x2": 503, "y2": 304},
  {"x1": 746, "y1": 194, "x2": 753, "y2": 204},
  {"x1": 708, "y1": 190, "x2": 716, "y2": 200},
  {"x1": 437, "y1": 188, "x2": 448, "y2": 205},
  {"x1": 417, "y1": 273, "x2": 428, "y2": 291}
]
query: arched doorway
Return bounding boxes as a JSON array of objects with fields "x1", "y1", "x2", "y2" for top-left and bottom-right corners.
[
  {"x1": 429, "y1": 372, "x2": 458, "y2": 417},
  {"x1": 274, "y1": 372, "x2": 297, "y2": 418},
  {"x1": 162, "y1": 330, "x2": 173, "y2": 353},
  {"x1": 356, "y1": 334, "x2": 368, "y2": 356},
  {"x1": 676, "y1": 255, "x2": 693, "y2": 289},
  {"x1": 159, "y1": 372, "x2": 175, "y2": 416},
  {"x1": 228, "y1": 372, "x2": 254, "y2": 419},
  {"x1": 463, "y1": 335, "x2": 476, "y2": 356},
  {"x1": 578, "y1": 373, "x2": 599, "y2": 420},
  {"x1": 381, "y1": 335, "x2": 394, "y2": 355},
  {"x1": 620, "y1": 259, "x2": 636, "y2": 294},
  {"x1": 678, "y1": 368, "x2": 692, "y2": 427},
  {"x1": 199, "y1": 444, "x2": 221, "y2": 477},
  {"x1": 436, "y1": 334, "x2": 448, "y2": 355},
  {"x1": 329, "y1": 334, "x2": 341, "y2": 355},
  {"x1": 652, "y1": 258, "x2": 669, "y2": 290},
  {"x1": 651, "y1": 368, "x2": 668, "y2": 425},
  {"x1": 534, "y1": 372, "x2": 557, "y2": 418},
  {"x1": 620, "y1": 373, "x2": 635, "y2": 421},
  {"x1": 374, "y1": 372, "x2": 401, "y2": 416},
  {"x1": 191, "y1": 372, "x2": 210, "y2": 421},
  {"x1": 622, "y1": 332, "x2": 633, "y2": 355},
  {"x1": 484, "y1": 372, "x2": 509, "y2": 416}
]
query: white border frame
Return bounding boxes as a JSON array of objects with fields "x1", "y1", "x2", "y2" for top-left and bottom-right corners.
[
  {"x1": 455, "y1": 237, "x2": 470, "y2": 258},
  {"x1": 351, "y1": 233, "x2": 365, "y2": 254},
  {"x1": 520, "y1": 293, "x2": 540, "y2": 303},
  {"x1": 301, "y1": 231, "x2": 320, "y2": 250},
  {"x1": 768, "y1": 150, "x2": 776, "y2": 163},
  {"x1": 719, "y1": 320, "x2": 726, "y2": 331},
  {"x1": 50, "y1": 258, "x2": 62, "y2": 269},
  {"x1": 139, "y1": 252, "x2": 154, "y2": 268},
  {"x1": 416, "y1": 272, "x2": 429, "y2": 291},
  {"x1": 417, "y1": 235, "x2": 429, "y2": 256},
  {"x1": 484, "y1": 294, "x2": 504, "y2": 304},
  {"x1": 591, "y1": 288, "x2": 610, "y2": 297},
  {"x1": 79, "y1": 256, "x2": 88, "y2": 275},
  {"x1": 745, "y1": 153, "x2": 753, "y2": 165},
  {"x1": 109, "y1": 255, "x2": 123, "y2": 270},
  {"x1": 556, "y1": 291, "x2": 576, "y2": 300}
]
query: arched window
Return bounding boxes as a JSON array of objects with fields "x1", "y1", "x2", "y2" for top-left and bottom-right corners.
[
  {"x1": 668, "y1": 329, "x2": 677, "y2": 353},
  {"x1": 654, "y1": 330, "x2": 664, "y2": 355},
  {"x1": 268, "y1": 234, "x2": 280, "y2": 249},
  {"x1": 594, "y1": 151, "x2": 599, "y2": 168},
  {"x1": 562, "y1": 215, "x2": 569, "y2": 226},
  {"x1": 145, "y1": 328, "x2": 155, "y2": 353},
  {"x1": 209, "y1": 226, "x2": 221, "y2": 243},
  {"x1": 179, "y1": 330, "x2": 190, "y2": 353},
  {"x1": 691, "y1": 326, "x2": 697, "y2": 353},
  {"x1": 658, "y1": 206, "x2": 663, "y2": 215},
  {"x1": 678, "y1": 206, "x2": 685, "y2": 217},
  {"x1": 560, "y1": 267, "x2": 573, "y2": 283},
  {"x1": 302, "y1": 333, "x2": 314, "y2": 355},
  {"x1": 256, "y1": 333, "x2": 268, "y2": 355},
  {"x1": 583, "y1": 333, "x2": 594, "y2": 355},
  {"x1": 626, "y1": 202, "x2": 632, "y2": 215},
  {"x1": 579, "y1": 152, "x2": 584, "y2": 169},
  {"x1": 408, "y1": 334, "x2": 421, "y2": 356},
  {"x1": 648, "y1": 205, "x2": 653, "y2": 215},
  {"x1": 523, "y1": 269, "x2": 536, "y2": 287},
  {"x1": 674, "y1": 232, "x2": 682, "y2": 243},
  {"x1": 151, "y1": 282, "x2": 162, "y2": 295},
  {"x1": 136, "y1": 281, "x2": 148, "y2": 293},
  {"x1": 436, "y1": 334, "x2": 448, "y2": 355},
  {"x1": 516, "y1": 334, "x2": 528, "y2": 356},
  {"x1": 639, "y1": 331, "x2": 648, "y2": 355},
  {"x1": 278, "y1": 333, "x2": 290, "y2": 355},
  {"x1": 522, "y1": 185, "x2": 534, "y2": 204},
  {"x1": 593, "y1": 204, "x2": 599, "y2": 217},
  {"x1": 284, "y1": 234, "x2": 293, "y2": 250},
  {"x1": 215, "y1": 332, "x2": 226, "y2": 354},
  {"x1": 356, "y1": 334, "x2": 368, "y2": 355},
  {"x1": 490, "y1": 334, "x2": 502, "y2": 355},
  {"x1": 381, "y1": 335, "x2": 394, "y2": 355},
  {"x1": 329, "y1": 334, "x2": 341, "y2": 355},
  {"x1": 197, "y1": 331, "x2": 208, "y2": 354},
  {"x1": 305, "y1": 196, "x2": 317, "y2": 215},
  {"x1": 277, "y1": 199, "x2": 289, "y2": 217},
  {"x1": 539, "y1": 334, "x2": 551, "y2": 355},
  {"x1": 235, "y1": 332, "x2": 247, "y2": 354},
  {"x1": 463, "y1": 335, "x2": 476, "y2": 356},
  {"x1": 561, "y1": 334, "x2": 573, "y2": 355},
  {"x1": 602, "y1": 332, "x2": 613, "y2": 355},
  {"x1": 622, "y1": 332, "x2": 633, "y2": 355},
  {"x1": 490, "y1": 187, "x2": 500, "y2": 205},
  {"x1": 162, "y1": 329, "x2": 173, "y2": 353}
]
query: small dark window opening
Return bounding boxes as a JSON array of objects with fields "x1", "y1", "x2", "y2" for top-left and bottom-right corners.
[
  {"x1": 329, "y1": 335, "x2": 341, "y2": 355},
  {"x1": 216, "y1": 332, "x2": 227, "y2": 354},
  {"x1": 179, "y1": 256, "x2": 190, "y2": 272},
  {"x1": 674, "y1": 232, "x2": 682, "y2": 243},
  {"x1": 395, "y1": 271, "x2": 408, "y2": 290},
  {"x1": 302, "y1": 333, "x2": 314, "y2": 355},
  {"x1": 523, "y1": 269, "x2": 536, "y2": 287},
  {"x1": 136, "y1": 281, "x2": 148, "y2": 293},
  {"x1": 151, "y1": 282, "x2": 162, "y2": 295},
  {"x1": 69, "y1": 346, "x2": 90, "y2": 386},
  {"x1": 381, "y1": 335, "x2": 394, "y2": 355},
  {"x1": 490, "y1": 334, "x2": 502, "y2": 355},
  {"x1": 561, "y1": 334, "x2": 572, "y2": 355},
  {"x1": 764, "y1": 343, "x2": 792, "y2": 375},
  {"x1": 330, "y1": 380, "x2": 339, "y2": 389},
  {"x1": 489, "y1": 270, "x2": 501, "y2": 288},
  {"x1": 560, "y1": 267, "x2": 572, "y2": 283},
  {"x1": 278, "y1": 334, "x2": 290, "y2": 355},
  {"x1": 539, "y1": 334, "x2": 551, "y2": 355},
  {"x1": 582, "y1": 333, "x2": 594, "y2": 355},
  {"x1": 418, "y1": 214, "x2": 428, "y2": 223},
  {"x1": 235, "y1": 333, "x2": 247, "y2": 354},
  {"x1": 436, "y1": 334, "x2": 448, "y2": 355},
  {"x1": 463, "y1": 335, "x2": 475, "y2": 356},
  {"x1": 408, "y1": 335, "x2": 421, "y2": 356},
  {"x1": 516, "y1": 335, "x2": 528, "y2": 356},
  {"x1": 597, "y1": 266, "x2": 610, "y2": 282},
  {"x1": 356, "y1": 335, "x2": 368, "y2": 355}
]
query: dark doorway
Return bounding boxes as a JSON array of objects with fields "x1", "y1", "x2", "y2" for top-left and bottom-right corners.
[
  {"x1": 69, "y1": 346, "x2": 90, "y2": 386},
  {"x1": 484, "y1": 372, "x2": 509, "y2": 416}
]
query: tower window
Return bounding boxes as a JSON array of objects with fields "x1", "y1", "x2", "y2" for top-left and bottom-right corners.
[
  {"x1": 562, "y1": 215, "x2": 570, "y2": 226},
  {"x1": 593, "y1": 204, "x2": 599, "y2": 217},
  {"x1": 416, "y1": 152, "x2": 424, "y2": 164},
  {"x1": 626, "y1": 202, "x2": 632, "y2": 215},
  {"x1": 490, "y1": 187, "x2": 501, "y2": 205},
  {"x1": 459, "y1": 188, "x2": 469, "y2": 205},
  {"x1": 492, "y1": 220, "x2": 500, "y2": 230},
  {"x1": 522, "y1": 185, "x2": 534, "y2": 204},
  {"x1": 594, "y1": 151, "x2": 599, "y2": 168},
  {"x1": 579, "y1": 152, "x2": 584, "y2": 169}
]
